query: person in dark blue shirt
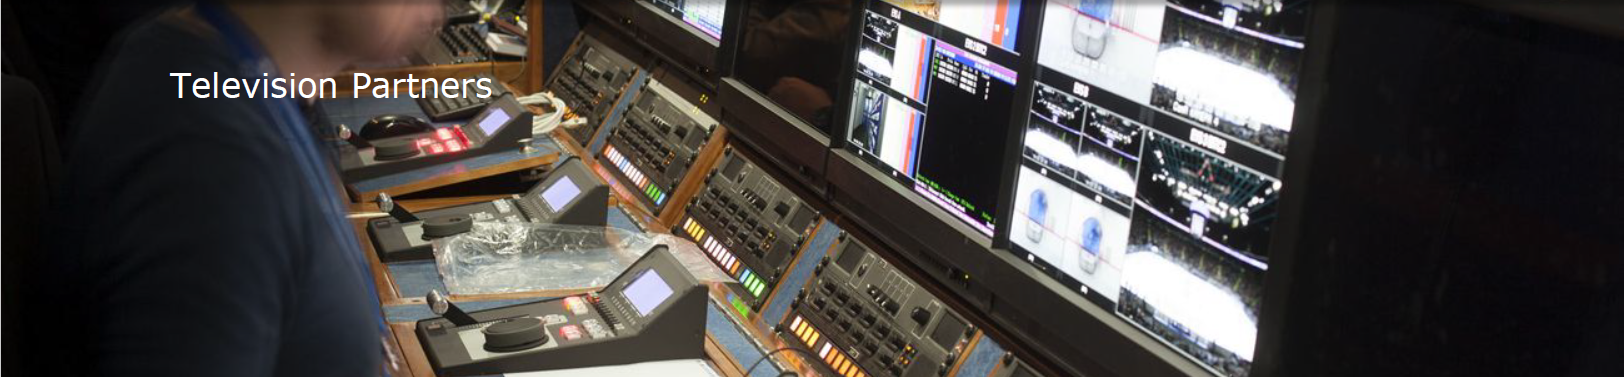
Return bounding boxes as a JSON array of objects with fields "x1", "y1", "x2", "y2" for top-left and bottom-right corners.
[{"x1": 42, "y1": 1, "x2": 442, "y2": 376}]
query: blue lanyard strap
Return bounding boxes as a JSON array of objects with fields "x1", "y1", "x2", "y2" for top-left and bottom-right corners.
[{"x1": 193, "y1": 0, "x2": 392, "y2": 347}]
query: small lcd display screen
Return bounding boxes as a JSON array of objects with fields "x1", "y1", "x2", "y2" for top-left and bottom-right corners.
[
  {"x1": 541, "y1": 176, "x2": 582, "y2": 211},
  {"x1": 623, "y1": 269, "x2": 674, "y2": 317},
  {"x1": 477, "y1": 107, "x2": 512, "y2": 135}
]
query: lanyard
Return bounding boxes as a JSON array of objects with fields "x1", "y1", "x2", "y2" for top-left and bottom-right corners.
[{"x1": 193, "y1": 1, "x2": 393, "y2": 355}]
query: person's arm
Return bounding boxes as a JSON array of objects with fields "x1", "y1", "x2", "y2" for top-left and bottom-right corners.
[{"x1": 82, "y1": 130, "x2": 298, "y2": 377}]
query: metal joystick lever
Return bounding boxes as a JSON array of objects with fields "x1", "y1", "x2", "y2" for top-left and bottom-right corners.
[
  {"x1": 428, "y1": 290, "x2": 479, "y2": 326},
  {"x1": 339, "y1": 124, "x2": 372, "y2": 148},
  {"x1": 376, "y1": 193, "x2": 419, "y2": 223}
]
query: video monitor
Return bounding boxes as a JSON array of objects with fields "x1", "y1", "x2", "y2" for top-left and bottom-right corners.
[
  {"x1": 730, "y1": 0, "x2": 857, "y2": 134},
  {"x1": 877, "y1": 0, "x2": 1025, "y2": 52},
  {"x1": 840, "y1": 0, "x2": 1031, "y2": 236},
  {"x1": 1006, "y1": 1, "x2": 1308, "y2": 376},
  {"x1": 644, "y1": 0, "x2": 728, "y2": 40}
]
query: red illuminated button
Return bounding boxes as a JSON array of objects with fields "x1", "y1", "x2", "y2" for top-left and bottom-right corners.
[
  {"x1": 428, "y1": 144, "x2": 446, "y2": 154},
  {"x1": 416, "y1": 138, "x2": 433, "y2": 146},
  {"x1": 437, "y1": 128, "x2": 454, "y2": 140},
  {"x1": 558, "y1": 325, "x2": 583, "y2": 341}
]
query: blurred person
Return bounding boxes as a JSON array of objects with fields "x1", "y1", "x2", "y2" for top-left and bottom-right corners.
[{"x1": 39, "y1": 1, "x2": 442, "y2": 376}]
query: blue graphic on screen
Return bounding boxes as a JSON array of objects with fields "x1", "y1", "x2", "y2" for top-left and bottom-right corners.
[
  {"x1": 1078, "y1": 0, "x2": 1112, "y2": 21},
  {"x1": 1028, "y1": 189, "x2": 1049, "y2": 224},
  {"x1": 1082, "y1": 217, "x2": 1103, "y2": 256}
]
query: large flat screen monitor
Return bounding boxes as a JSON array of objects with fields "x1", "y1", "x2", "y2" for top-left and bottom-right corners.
[
  {"x1": 729, "y1": 0, "x2": 856, "y2": 135},
  {"x1": 715, "y1": 0, "x2": 857, "y2": 184},
  {"x1": 839, "y1": 0, "x2": 1031, "y2": 236},
  {"x1": 1004, "y1": 1, "x2": 1309, "y2": 376}
]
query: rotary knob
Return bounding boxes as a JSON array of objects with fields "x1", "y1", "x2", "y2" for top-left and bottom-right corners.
[
  {"x1": 421, "y1": 215, "x2": 474, "y2": 239},
  {"x1": 482, "y1": 317, "x2": 549, "y2": 352}
]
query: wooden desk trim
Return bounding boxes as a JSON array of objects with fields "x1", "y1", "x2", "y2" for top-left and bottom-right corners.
[
  {"x1": 346, "y1": 151, "x2": 561, "y2": 203},
  {"x1": 656, "y1": 126, "x2": 730, "y2": 226}
]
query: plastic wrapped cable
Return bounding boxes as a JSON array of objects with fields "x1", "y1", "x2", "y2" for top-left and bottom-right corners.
[{"x1": 433, "y1": 222, "x2": 732, "y2": 295}]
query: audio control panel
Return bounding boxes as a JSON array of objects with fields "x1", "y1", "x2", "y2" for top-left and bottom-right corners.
[
  {"x1": 417, "y1": 246, "x2": 706, "y2": 376},
  {"x1": 675, "y1": 147, "x2": 821, "y2": 312},
  {"x1": 781, "y1": 234, "x2": 978, "y2": 377},
  {"x1": 415, "y1": 23, "x2": 501, "y2": 65},
  {"x1": 340, "y1": 94, "x2": 532, "y2": 182},
  {"x1": 598, "y1": 78, "x2": 716, "y2": 213},
  {"x1": 548, "y1": 34, "x2": 647, "y2": 145},
  {"x1": 366, "y1": 158, "x2": 608, "y2": 262}
]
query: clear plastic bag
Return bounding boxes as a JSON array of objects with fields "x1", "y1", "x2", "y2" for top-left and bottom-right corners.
[{"x1": 433, "y1": 222, "x2": 732, "y2": 295}]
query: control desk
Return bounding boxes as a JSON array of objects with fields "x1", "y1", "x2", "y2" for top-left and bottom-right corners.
[
  {"x1": 598, "y1": 78, "x2": 717, "y2": 213},
  {"x1": 677, "y1": 147, "x2": 821, "y2": 311},
  {"x1": 416, "y1": 245, "x2": 708, "y2": 376},
  {"x1": 365, "y1": 157, "x2": 609, "y2": 262},
  {"x1": 783, "y1": 233, "x2": 977, "y2": 377},
  {"x1": 340, "y1": 93, "x2": 533, "y2": 182},
  {"x1": 548, "y1": 34, "x2": 647, "y2": 145}
]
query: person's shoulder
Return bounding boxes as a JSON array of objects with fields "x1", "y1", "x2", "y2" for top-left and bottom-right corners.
[{"x1": 72, "y1": 13, "x2": 281, "y2": 150}]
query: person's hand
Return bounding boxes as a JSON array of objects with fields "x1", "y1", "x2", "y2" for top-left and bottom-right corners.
[{"x1": 767, "y1": 77, "x2": 832, "y2": 121}]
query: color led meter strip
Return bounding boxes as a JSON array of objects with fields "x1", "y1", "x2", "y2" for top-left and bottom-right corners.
[
  {"x1": 682, "y1": 218, "x2": 769, "y2": 298},
  {"x1": 603, "y1": 145, "x2": 668, "y2": 206},
  {"x1": 788, "y1": 315, "x2": 870, "y2": 377}
]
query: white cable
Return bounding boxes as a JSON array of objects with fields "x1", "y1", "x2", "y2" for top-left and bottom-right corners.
[{"x1": 520, "y1": 91, "x2": 565, "y2": 135}]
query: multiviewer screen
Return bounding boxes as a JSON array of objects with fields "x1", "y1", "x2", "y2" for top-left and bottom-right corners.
[
  {"x1": 1007, "y1": 1, "x2": 1308, "y2": 376},
  {"x1": 843, "y1": 0, "x2": 1028, "y2": 236}
]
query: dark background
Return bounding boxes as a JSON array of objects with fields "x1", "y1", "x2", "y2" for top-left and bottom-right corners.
[{"x1": 1266, "y1": 2, "x2": 1624, "y2": 376}]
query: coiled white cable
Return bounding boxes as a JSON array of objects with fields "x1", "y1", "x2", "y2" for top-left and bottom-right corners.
[{"x1": 518, "y1": 91, "x2": 565, "y2": 135}]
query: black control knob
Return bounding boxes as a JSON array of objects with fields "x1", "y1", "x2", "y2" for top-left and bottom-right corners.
[
  {"x1": 482, "y1": 317, "x2": 549, "y2": 352},
  {"x1": 373, "y1": 139, "x2": 421, "y2": 161},
  {"x1": 910, "y1": 307, "x2": 932, "y2": 326}
]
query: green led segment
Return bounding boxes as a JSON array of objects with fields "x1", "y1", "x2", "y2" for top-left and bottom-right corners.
[
  {"x1": 730, "y1": 296, "x2": 751, "y2": 317},
  {"x1": 739, "y1": 272, "x2": 767, "y2": 297},
  {"x1": 642, "y1": 185, "x2": 666, "y2": 204}
]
